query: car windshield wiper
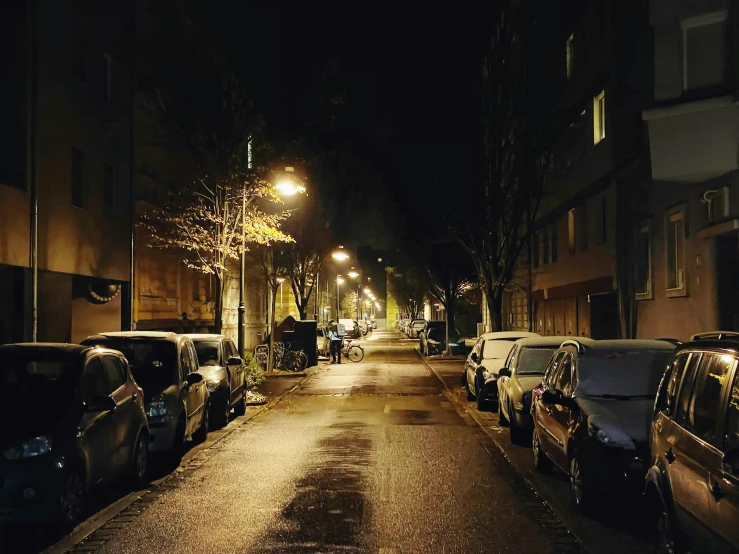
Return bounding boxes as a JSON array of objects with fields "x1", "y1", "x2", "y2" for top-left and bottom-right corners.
[{"x1": 591, "y1": 394, "x2": 654, "y2": 400}]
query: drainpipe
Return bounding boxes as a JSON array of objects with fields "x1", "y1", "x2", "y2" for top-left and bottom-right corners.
[
  {"x1": 127, "y1": 7, "x2": 136, "y2": 331},
  {"x1": 28, "y1": 0, "x2": 38, "y2": 342}
]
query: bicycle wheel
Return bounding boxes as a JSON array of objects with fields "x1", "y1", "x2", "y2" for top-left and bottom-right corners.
[
  {"x1": 347, "y1": 345, "x2": 364, "y2": 362},
  {"x1": 296, "y1": 351, "x2": 308, "y2": 370},
  {"x1": 283, "y1": 351, "x2": 302, "y2": 372}
]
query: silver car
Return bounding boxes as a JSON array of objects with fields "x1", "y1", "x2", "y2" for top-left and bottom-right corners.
[{"x1": 81, "y1": 332, "x2": 210, "y2": 454}]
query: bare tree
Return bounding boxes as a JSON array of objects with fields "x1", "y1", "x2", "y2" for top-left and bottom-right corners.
[
  {"x1": 452, "y1": 0, "x2": 560, "y2": 331},
  {"x1": 388, "y1": 266, "x2": 427, "y2": 319}
]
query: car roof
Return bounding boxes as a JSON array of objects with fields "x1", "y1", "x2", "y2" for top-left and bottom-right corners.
[
  {"x1": 184, "y1": 334, "x2": 228, "y2": 341},
  {"x1": 560, "y1": 338, "x2": 676, "y2": 355},
  {"x1": 83, "y1": 331, "x2": 180, "y2": 342},
  {"x1": 480, "y1": 331, "x2": 540, "y2": 341},
  {"x1": 513, "y1": 336, "x2": 572, "y2": 348},
  {"x1": 0, "y1": 342, "x2": 107, "y2": 363}
]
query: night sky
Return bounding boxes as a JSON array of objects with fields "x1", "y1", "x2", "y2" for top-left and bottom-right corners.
[{"x1": 198, "y1": 0, "x2": 491, "y2": 249}]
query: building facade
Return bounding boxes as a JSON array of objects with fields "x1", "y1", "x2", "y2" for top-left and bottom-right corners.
[{"x1": 0, "y1": 0, "x2": 134, "y2": 345}]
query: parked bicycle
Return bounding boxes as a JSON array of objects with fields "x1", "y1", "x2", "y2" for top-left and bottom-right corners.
[
  {"x1": 341, "y1": 339, "x2": 364, "y2": 363},
  {"x1": 253, "y1": 342, "x2": 308, "y2": 371}
]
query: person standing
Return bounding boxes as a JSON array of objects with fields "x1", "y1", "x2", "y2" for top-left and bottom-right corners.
[{"x1": 328, "y1": 320, "x2": 342, "y2": 364}]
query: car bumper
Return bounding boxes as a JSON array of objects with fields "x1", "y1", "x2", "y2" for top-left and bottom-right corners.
[
  {"x1": 0, "y1": 455, "x2": 70, "y2": 521},
  {"x1": 479, "y1": 378, "x2": 499, "y2": 402},
  {"x1": 207, "y1": 384, "x2": 230, "y2": 410},
  {"x1": 147, "y1": 415, "x2": 179, "y2": 453},
  {"x1": 512, "y1": 408, "x2": 533, "y2": 430},
  {"x1": 579, "y1": 441, "x2": 649, "y2": 495}
]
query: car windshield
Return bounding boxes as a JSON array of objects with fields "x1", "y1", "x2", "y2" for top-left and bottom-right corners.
[
  {"x1": 317, "y1": 329, "x2": 325, "y2": 337},
  {"x1": 0, "y1": 353, "x2": 80, "y2": 413},
  {"x1": 428, "y1": 329, "x2": 445, "y2": 342},
  {"x1": 517, "y1": 347, "x2": 556, "y2": 375},
  {"x1": 483, "y1": 340, "x2": 516, "y2": 360},
  {"x1": 577, "y1": 350, "x2": 674, "y2": 398},
  {"x1": 193, "y1": 341, "x2": 221, "y2": 366},
  {"x1": 86, "y1": 340, "x2": 177, "y2": 392}
]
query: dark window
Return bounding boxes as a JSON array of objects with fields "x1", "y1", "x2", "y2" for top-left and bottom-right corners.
[
  {"x1": 599, "y1": 198, "x2": 607, "y2": 243},
  {"x1": 635, "y1": 224, "x2": 651, "y2": 296},
  {"x1": 685, "y1": 353, "x2": 733, "y2": 445},
  {"x1": 675, "y1": 353, "x2": 703, "y2": 427},
  {"x1": 557, "y1": 354, "x2": 573, "y2": 395},
  {"x1": 104, "y1": 164, "x2": 117, "y2": 215},
  {"x1": 180, "y1": 342, "x2": 194, "y2": 378},
  {"x1": 226, "y1": 340, "x2": 238, "y2": 359},
  {"x1": 723, "y1": 365, "x2": 739, "y2": 453},
  {"x1": 546, "y1": 352, "x2": 566, "y2": 387},
  {"x1": 551, "y1": 222, "x2": 558, "y2": 263},
  {"x1": 578, "y1": 204, "x2": 588, "y2": 251},
  {"x1": 506, "y1": 345, "x2": 519, "y2": 370},
  {"x1": 532, "y1": 233, "x2": 540, "y2": 268},
  {"x1": 194, "y1": 341, "x2": 221, "y2": 366},
  {"x1": 82, "y1": 358, "x2": 107, "y2": 403},
  {"x1": 71, "y1": 147, "x2": 85, "y2": 207},
  {"x1": 101, "y1": 356, "x2": 126, "y2": 391},
  {"x1": 72, "y1": 21, "x2": 86, "y2": 80},
  {"x1": 0, "y1": 0, "x2": 26, "y2": 190},
  {"x1": 661, "y1": 353, "x2": 690, "y2": 416},
  {"x1": 543, "y1": 226, "x2": 550, "y2": 265}
]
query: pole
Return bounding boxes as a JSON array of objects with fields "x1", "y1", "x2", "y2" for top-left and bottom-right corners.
[
  {"x1": 238, "y1": 139, "x2": 251, "y2": 357},
  {"x1": 266, "y1": 282, "x2": 277, "y2": 373},
  {"x1": 28, "y1": 0, "x2": 38, "y2": 342},
  {"x1": 314, "y1": 269, "x2": 320, "y2": 321},
  {"x1": 336, "y1": 279, "x2": 340, "y2": 318}
]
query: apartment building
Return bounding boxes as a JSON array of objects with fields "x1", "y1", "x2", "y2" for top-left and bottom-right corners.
[
  {"x1": 503, "y1": 0, "x2": 653, "y2": 339},
  {"x1": 0, "y1": 0, "x2": 134, "y2": 344},
  {"x1": 640, "y1": 0, "x2": 739, "y2": 338}
]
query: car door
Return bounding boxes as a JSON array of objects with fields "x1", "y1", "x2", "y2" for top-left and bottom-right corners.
[
  {"x1": 189, "y1": 340, "x2": 207, "y2": 420},
  {"x1": 498, "y1": 345, "x2": 519, "y2": 417},
  {"x1": 224, "y1": 339, "x2": 244, "y2": 403},
  {"x1": 548, "y1": 352, "x2": 574, "y2": 469},
  {"x1": 536, "y1": 352, "x2": 566, "y2": 461},
  {"x1": 181, "y1": 341, "x2": 201, "y2": 435},
  {"x1": 466, "y1": 339, "x2": 483, "y2": 391},
  {"x1": 78, "y1": 356, "x2": 118, "y2": 485},
  {"x1": 667, "y1": 352, "x2": 715, "y2": 538},
  {"x1": 100, "y1": 354, "x2": 137, "y2": 472}
]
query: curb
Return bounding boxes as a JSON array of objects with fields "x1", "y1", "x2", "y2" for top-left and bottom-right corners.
[
  {"x1": 415, "y1": 348, "x2": 585, "y2": 554},
  {"x1": 43, "y1": 365, "x2": 327, "y2": 554}
]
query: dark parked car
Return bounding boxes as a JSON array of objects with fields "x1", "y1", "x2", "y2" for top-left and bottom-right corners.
[
  {"x1": 81, "y1": 332, "x2": 209, "y2": 455},
  {"x1": 186, "y1": 334, "x2": 248, "y2": 429},
  {"x1": 647, "y1": 331, "x2": 739, "y2": 553},
  {"x1": 0, "y1": 343, "x2": 149, "y2": 524},
  {"x1": 420, "y1": 327, "x2": 446, "y2": 356},
  {"x1": 530, "y1": 338, "x2": 676, "y2": 510}
]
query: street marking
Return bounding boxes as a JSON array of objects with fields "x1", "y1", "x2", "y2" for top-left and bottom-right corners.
[{"x1": 383, "y1": 403, "x2": 391, "y2": 413}]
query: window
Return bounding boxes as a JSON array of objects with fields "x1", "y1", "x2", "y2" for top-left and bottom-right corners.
[
  {"x1": 568, "y1": 209, "x2": 576, "y2": 254},
  {"x1": 82, "y1": 358, "x2": 107, "y2": 403},
  {"x1": 682, "y1": 11, "x2": 727, "y2": 91},
  {"x1": 566, "y1": 34, "x2": 574, "y2": 80},
  {"x1": 635, "y1": 222, "x2": 652, "y2": 298},
  {"x1": 675, "y1": 353, "x2": 702, "y2": 427},
  {"x1": 551, "y1": 222, "x2": 558, "y2": 262},
  {"x1": 225, "y1": 340, "x2": 238, "y2": 360},
  {"x1": 666, "y1": 212, "x2": 686, "y2": 292},
  {"x1": 72, "y1": 21, "x2": 86, "y2": 80},
  {"x1": 556, "y1": 354, "x2": 574, "y2": 396},
  {"x1": 685, "y1": 353, "x2": 734, "y2": 445},
  {"x1": 593, "y1": 91, "x2": 605, "y2": 144},
  {"x1": 723, "y1": 364, "x2": 739, "y2": 453},
  {"x1": 661, "y1": 353, "x2": 690, "y2": 416},
  {"x1": 578, "y1": 204, "x2": 588, "y2": 251},
  {"x1": 506, "y1": 345, "x2": 519, "y2": 370},
  {"x1": 71, "y1": 147, "x2": 85, "y2": 207},
  {"x1": 546, "y1": 352, "x2": 566, "y2": 387},
  {"x1": 101, "y1": 356, "x2": 126, "y2": 391},
  {"x1": 179, "y1": 343, "x2": 193, "y2": 381},
  {"x1": 542, "y1": 225, "x2": 550, "y2": 265},
  {"x1": 104, "y1": 163, "x2": 117, "y2": 215}
]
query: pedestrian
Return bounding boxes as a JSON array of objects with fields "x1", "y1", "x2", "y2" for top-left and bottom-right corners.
[{"x1": 327, "y1": 319, "x2": 342, "y2": 364}]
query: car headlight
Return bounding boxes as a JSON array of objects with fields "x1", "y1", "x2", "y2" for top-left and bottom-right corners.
[
  {"x1": 147, "y1": 400, "x2": 168, "y2": 418},
  {"x1": 589, "y1": 425, "x2": 611, "y2": 444},
  {"x1": 3, "y1": 435, "x2": 52, "y2": 459},
  {"x1": 207, "y1": 382, "x2": 219, "y2": 393}
]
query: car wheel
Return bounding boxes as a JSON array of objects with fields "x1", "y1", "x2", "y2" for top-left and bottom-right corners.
[
  {"x1": 569, "y1": 452, "x2": 592, "y2": 511},
  {"x1": 128, "y1": 431, "x2": 149, "y2": 486},
  {"x1": 498, "y1": 398, "x2": 509, "y2": 426},
  {"x1": 193, "y1": 405, "x2": 209, "y2": 443},
  {"x1": 234, "y1": 388, "x2": 247, "y2": 416},
  {"x1": 59, "y1": 469, "x2": 85, "y2": 526},
  {"x1": 509, "y1": 408, "x2": 529, "y2": 445},
  {"x1": 466, "y1": 375, "x2": 475, "y2": 401},
  {"x1": 476, "y1": 382, "x2": 487, "y2": 411},
  {"x1": 655, "y1": 501, "x2": 679, "y2": 554},
  {"x1": 212, "y1": 390, "x2": 230, "y2": 429},
  {"x1": 532, "y1": 428, "x2": 553, "y2": 472}
]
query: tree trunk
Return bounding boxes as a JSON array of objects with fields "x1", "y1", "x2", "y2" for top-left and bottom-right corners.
[
  {"x1": 267, "y1": 285, "x2": 278, "y2": 373},
  {"x1": 446, "y1": 296, "x2": 457, "y2": 337},
  {"x1": 214, "y1": 273, "x2": 223, "y2": 334},
  {"x1": 489, "y1": 287, "x2": 504, "y2": 332}
]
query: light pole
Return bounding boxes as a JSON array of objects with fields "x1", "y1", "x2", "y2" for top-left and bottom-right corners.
[
  {"x1": 347, "y1": 268, "x2": 360, "y2": 322},
  {"x1": 336, "y1": 276, "x2": 344, "y2": 318}
]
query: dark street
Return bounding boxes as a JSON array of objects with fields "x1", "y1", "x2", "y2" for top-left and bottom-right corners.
[{"x1": 14, "y1": 332, "x2": 573, "y2": 554}]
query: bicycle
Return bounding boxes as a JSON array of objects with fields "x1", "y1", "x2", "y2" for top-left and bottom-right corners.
[
  {"x1": 341, "y1": 339, "x2": 364, "y2": 363},
  {"x1": 253, "y1": 342, "x2": 308, "y2": 371}
]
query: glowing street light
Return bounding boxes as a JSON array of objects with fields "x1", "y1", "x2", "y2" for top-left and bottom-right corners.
[
  {"x1": 347, "y1": 270, "x2": 359, "y2": 279},
  {"x1": 363, "y1": 288, "x2": 371, "y2": 294},
  {"x1": 332, "y1": 246, "x2": 350, "y2": 262},
  {"x1": 275, "y1": 178, "x2": 306, "y2": 197}
]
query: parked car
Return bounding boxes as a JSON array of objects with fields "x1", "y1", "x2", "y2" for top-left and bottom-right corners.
[
  {"x1": 531, "y1": 338, "x2": 676, "y2": 510},
  {"x1": 339, "y1": 318, "x2": 360, "y2": 339},
  {"x1": 419, "y1": 321, "x2": 445, "y2": 345},
  {"x1": 497, "y1": 336, "x2": 568, "y2": 443},
  {"x1": 408, "y1": 319, "x2": 427, "y2": 339},
  {"x1": 646, "y1": 331, "x2": 739, "y2": 553},
  {"x1": 464, "y1": 331, "x2": 540, "y2": 410},
  {"x1": 316, "y1": 324, "x2": 331, "y2": 358},
  {"x1": 0, "y1": 343, "x2": 149, "y2": 524},
  {"x1": 420, "y1": 327, "x2": 446, "y2": 356},
  {"x1": 81, "y1": 332, "x2": 209, "y2": 455},
  {"x1": 185, "y1": 334, "x2": 247, "y2": 429},
  {"x1": 357, "y1": 320, "x2": 369, "y2": 336}
]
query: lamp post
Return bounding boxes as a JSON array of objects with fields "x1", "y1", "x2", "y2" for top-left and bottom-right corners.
[
  {"x1": 336, "y1": 276, "x2": 344, "y2": 317},
  {"x1": 347, "y1": 268, "x2": 360, "y2": 322}
]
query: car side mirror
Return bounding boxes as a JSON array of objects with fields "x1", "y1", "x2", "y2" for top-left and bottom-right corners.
[
  {"x1": 85, "y1": 395, "x2": 116, "y2": 412},
  {"x1": 186, "y1": 372, "x2": 203, "y2": 386},
  {"x1": 542, "y1": 389, "x2": 567, "y2": 406},
  {"x1": 470, "y1": 352, "x2": 478, "y2": 363},
  {"x1": 723, "y1": 449, "x2": 739, "y2": 475},
  {"x1": 227, "y1": 356, "x2": 242, "y2": 367},
  {"x1": 499, "y1": 367, "x2": 511, "y2": 377}
]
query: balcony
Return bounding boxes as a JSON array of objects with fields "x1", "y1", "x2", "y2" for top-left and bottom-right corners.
[{"x1": 643, "y1": 95, "x2": 739, "y2": 183}]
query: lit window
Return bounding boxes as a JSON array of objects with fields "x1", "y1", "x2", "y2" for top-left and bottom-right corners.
[
  {"x1": 666, "y1": 213, "x2": 685, "y2": 292},
  {"x1": 566, "y1": 34, "x2": 574, "y2": 80},
  {"x1": 593, "y1": 91, "x2": 605, "y2": 144},
  {"x1": 568, "y1": 209, "x2": 576, "y2": 255},
  {"x1": 578, "y1": 203, "x2": 588, "y2": 251},
  {"x1": 682, "y1": 11, "x2": 727, "y2": 91},
  {"x1": 635, "y1": 222, "x2": 651, "y2": 298}
]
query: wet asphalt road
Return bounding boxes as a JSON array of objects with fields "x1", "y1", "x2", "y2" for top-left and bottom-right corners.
[{"x1": 37, "y1": 332, "x2": 568, "y2": 554}]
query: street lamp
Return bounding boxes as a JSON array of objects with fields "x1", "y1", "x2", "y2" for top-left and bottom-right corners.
[
  {"x1": 347, "y1": 268, "x2": 361, "y2": 321},
  {"x1": 314, "y1": 247, "x2": 350, "y2": 322},
  {"x1": 332, "y1": 246, "x2": 350, "y2": 262}
]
